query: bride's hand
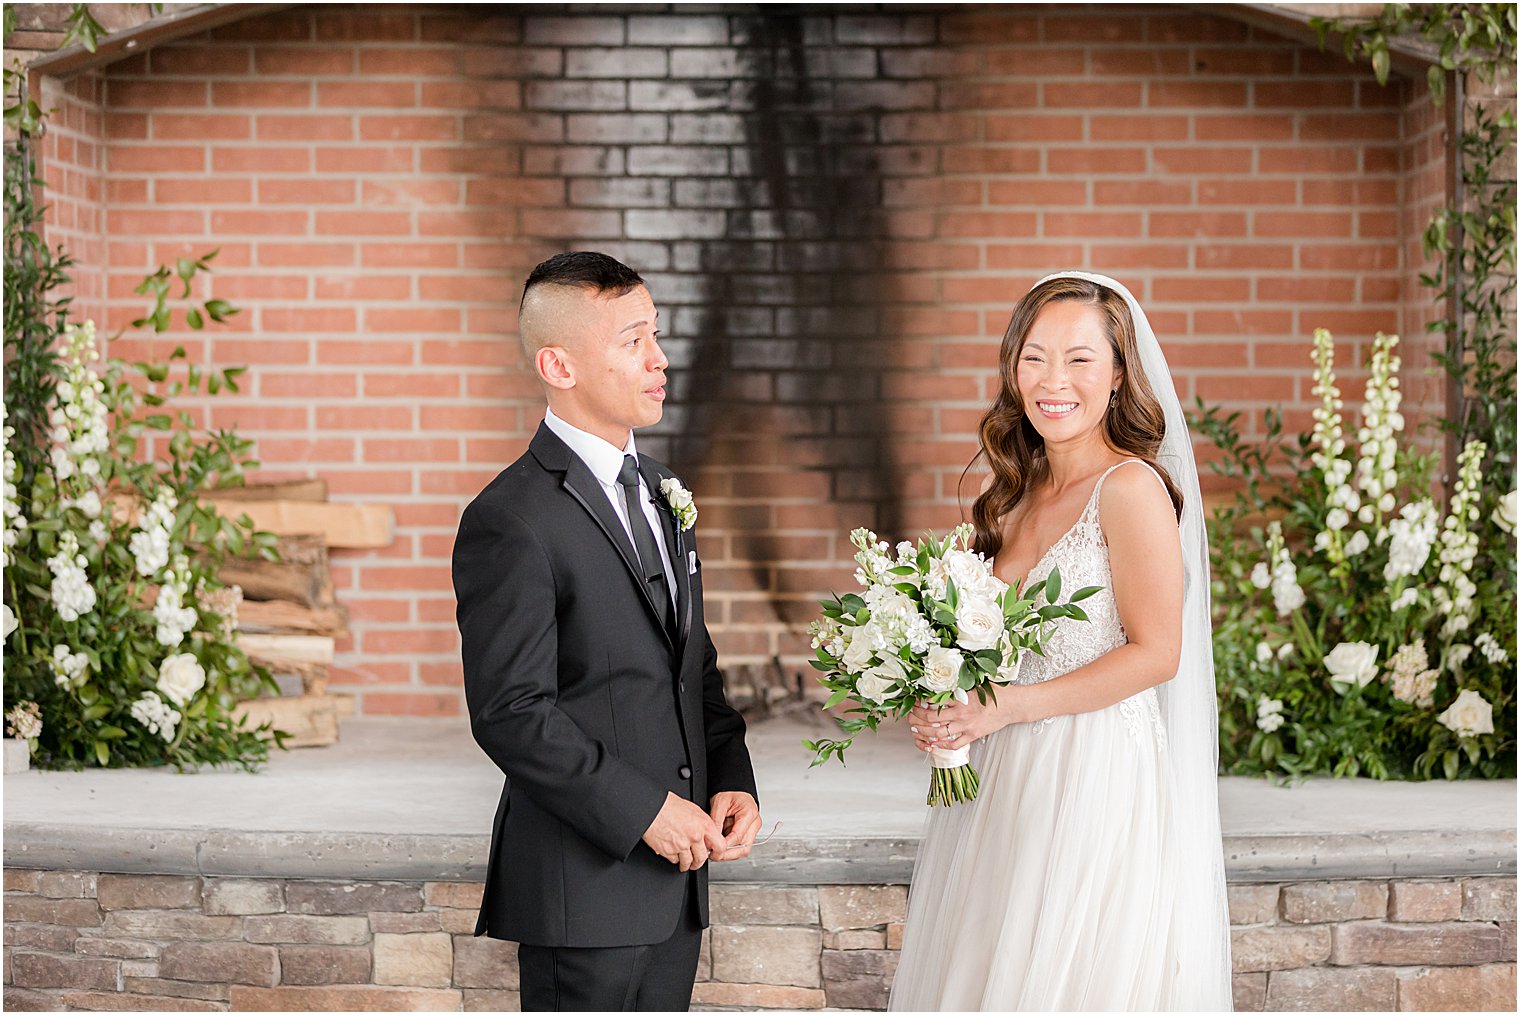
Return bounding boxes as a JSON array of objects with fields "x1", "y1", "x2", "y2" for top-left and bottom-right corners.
[{"x1": 908, "y1": 691, "x2": 1023, "y2": 753}]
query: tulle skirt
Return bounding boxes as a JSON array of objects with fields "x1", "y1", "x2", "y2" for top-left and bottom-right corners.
[{"x1": 889, "y1": 691, "x2": 1221, "y2": 1011}]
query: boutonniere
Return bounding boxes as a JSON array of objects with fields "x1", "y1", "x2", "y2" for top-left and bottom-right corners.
[{"x1": 659, "y1": 477, "x2": 698, "y2": 532}]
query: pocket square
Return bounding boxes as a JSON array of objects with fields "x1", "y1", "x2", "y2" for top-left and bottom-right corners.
[{"x1": 687, "y1": 550, "x2": 698, "y2": 575}]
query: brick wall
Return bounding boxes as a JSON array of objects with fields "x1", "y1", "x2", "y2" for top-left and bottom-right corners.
[
  {"x1": 33, "y1": 3, "x2": 1448, "y2": 715},
  {"x1": 3, "y1": 869, "x2": 1514, "y2": 1011}
]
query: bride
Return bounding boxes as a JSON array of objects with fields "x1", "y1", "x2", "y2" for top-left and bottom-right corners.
[{"x1": 888, "y1": 272, "x2": 1233, "y2": 1010}]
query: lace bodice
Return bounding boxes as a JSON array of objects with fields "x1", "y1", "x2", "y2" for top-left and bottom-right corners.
[{"x1": 1007, "y1": 460, "x2": 1166, "y2": 743}]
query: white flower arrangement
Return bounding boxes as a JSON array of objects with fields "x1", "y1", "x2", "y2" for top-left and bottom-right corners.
[
  {"x1": 1256, "y1": 696, "x2": 1285, "y2": 733},
  {"x1": 806, "y1": 525, "x2": 1099, "y2": 806},
  {"x1": 129, "y1": 691, "x2": 181, "y2": 742}
]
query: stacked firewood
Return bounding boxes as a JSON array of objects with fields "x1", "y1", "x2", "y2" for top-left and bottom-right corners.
[{"x1": 216, "y1": 479, "x2": 393, "y2": 747}]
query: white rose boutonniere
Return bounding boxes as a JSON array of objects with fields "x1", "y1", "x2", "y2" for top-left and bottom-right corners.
[
  {"x1": 659, "y1": 477, "x2": 697, "y2": 532},
  {"x1": 1324, "y1": 641, "x2": 1379, "y2": 689}
]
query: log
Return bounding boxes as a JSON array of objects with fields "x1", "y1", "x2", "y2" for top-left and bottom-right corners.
[
  {"x1": 233, "y1": 694, "x2": 340, "y2": 748},
  {"x1": 237, "y1": 633, "x2": 335, "y2": 667},
  {"x1": 219, "y1": 557, "x2": 327, "y2": 607},
  {"x1": 207, "y1": 478, "x2": 328, "y2": 503},
  {"x1": 207, "y1": 498, "x2": 394, "y2": 549},
  {"x1": 235, "y1": 599, "x2": 347, "y2": 638}
]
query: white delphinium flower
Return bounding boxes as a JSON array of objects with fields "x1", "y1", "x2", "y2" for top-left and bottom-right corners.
[
  {"x1": 2, "y1": 421, "x2": 27, "y2": 568},
  {"x1": 1433, "y1": 441, "x2": 1485, "y2": 638},
  {"x1": 1255, "y1": 696, "x2": 1285, "y2": 733},
  {"x1": 153, "y1": 556, "x2": 199, "y2": 648},
  {"x1": 1497, "y1": 490, "x2": 1517, "y2": 536},
  {"x1": 47, "y1": 644, "x2": 89, "y2": 687},
  {"x1": 1354, "y1": 332, "x2": 1402, "y2": 528},
  {"x1": 1385, "y1": 639, "x2": 1438, "y2": 708},
  {"x1": 1437, "y1": 688, "x2": 1495, "y2": 738},
  {"x1": 130, "y1": 691, "x2": 181, "y2": 741},
  {"x1": 47, "y1": 321, "x2": 111, "y2": 487},
  {"x1": 1383, "y1": 500, "x2": 1439, "y2": 584},
  {"x1": 810, "y1": 617, "x2": 846, "y2": 658},
  {"x1": 46, "y1": 531, "x2": 96, "y2": 621},
  {"x1": 5, "y1": 701, "x2": 43, "y2": 741},
  {"x1": 130, "y1": 487, "x2": 177, "y2": 578},
  {"x1": 1264, "y1": 522, "x2": 1305, "y2": 616},
  {"x1": 1308, "y1": 328, "x2": 1360, "y2": 562},
  {"x1": 1474, "y1": 633, "x2": 1509, "y2": 666}
]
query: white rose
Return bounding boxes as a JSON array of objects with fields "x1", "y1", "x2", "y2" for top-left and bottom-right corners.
[
  {"x1": 1497, "y1": 490, "x2": 1517, "y2": 535},
  {"x1": 856, "y1": 656, "x2": 905, "y2": 704},
  {"x1": 1437, "y1": 688, "x2": 1495, "y2": 737},
  {"x1": 1324, "y1": 641, "x2": 1379, "y2": 689},
  {"x1": 840, "y1": 625, "x2": 880, "y2": 674},
  {"x1": 944, "y1": 549, "x2": 1003, "y2": 599},
  {"x1": 955, "y1": 596, "x2": 1003, "y2": 652},
  {"x1": 920, "y1": 645, "x2": 964, "y2": 694},
  {"x1": 156, "y1": 652, "x2": 206, "y2": 706},
  {"x1": 2, "y1": 604, "x2": 15, "y2": 639}
]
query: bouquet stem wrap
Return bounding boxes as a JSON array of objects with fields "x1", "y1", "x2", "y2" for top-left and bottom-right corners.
[{"x1": 928, "y1": 745, "x2": 978, "y2": 806}]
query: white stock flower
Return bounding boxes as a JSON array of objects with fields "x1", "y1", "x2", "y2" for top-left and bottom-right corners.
[
  {"x1": 46, "y1": 531, "x2": 96, "y2": 622},
  {"x1": 1474, "y1": 633, "x2": 1509, "y2": 666},
  {"x1": 156, "y1": 652, "x2": 206, "y2": 707},
  {"x1": 1256, "y1": 696, "x2": 1285, "y2": 733},
  {"x1": 1277, "y1": 642, "x2": 1296, "y2": 661},
  {"x1": 1354, "y1": 332, "x2": 1402, "y2": 523},
  {"x1": 130, "y1": 487, "x2": 178, "y2": 579},
  {"x1": 1447, "y1": 643, "x2": 1473, "y2": 669},
  {"x1": 130, "y1": 691, "x2": 181, "y2": 741},
  {"x1": 1497, "y1": 489, "x2": 1517, "y2": 535},
  {"x1": 1437, "y1": 689, "x2": 1495, "y2": 737},
  {"x1": 920, "y1": 645, "x2": 964, "y2": 694},
  {"x1": 1344, "y1": 531, "x2": 1370, "y2": 557},
  {"x1": 658, "y1": 477, "x2": 697, "y2": 532},
  {"x1": 1250, "y1": 562, "x2": 1271, "y2": 589},
  {"x1": 48, "y1": 644, "x2": 88, "y2": 687},
  {"x1": 153, "y1": 557, "x2": 199, "y2": 648},
  {"x1": 1256, "y1": 642, "x2": 1274, "y2": 666},
  {"x1": 1383, "y1": 500, "x2": 1439, "y2": 583},
  {"x1": 1389, "y1": 587, "x2": 1419, "y2": 613},
  {"x1": 1324, "y1": 641, "x2": 1379, "y2": 689},
  {"x1": 47, "y1": 322, "x2": 110, "y2": 495},
  {"x1": 1434, "y1": 442, "x2": 1484, "y2": 638},
  {"x1": 2, "y1": 421, "x2": 27, "y2": 568},
  {"x1": 954, "y1": 595, "x2": 1003, "y2": 651}
]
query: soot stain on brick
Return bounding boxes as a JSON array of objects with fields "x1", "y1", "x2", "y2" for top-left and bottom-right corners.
[{"x1": 666, "y1": 12, "x2": 906, "y2": 599}]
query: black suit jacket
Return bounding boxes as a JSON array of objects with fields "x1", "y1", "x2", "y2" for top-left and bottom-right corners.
[{"x1": 452, "y1": 422, "x2": 757, "y2": 948}]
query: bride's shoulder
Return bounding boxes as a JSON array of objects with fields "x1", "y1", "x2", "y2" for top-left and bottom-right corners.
[{"x1": 1096, "y1": 460, "x2": 1173, "y2": 531}]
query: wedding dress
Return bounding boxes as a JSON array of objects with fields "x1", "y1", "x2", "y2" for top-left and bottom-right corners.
[{"x1": 889, "y1": 273, "x2": 1232, "y2": 1012}]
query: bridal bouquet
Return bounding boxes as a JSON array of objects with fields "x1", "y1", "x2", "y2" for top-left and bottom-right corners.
[{"x1": 805, "y1": 525, "x2": 1099, "y2": 806}]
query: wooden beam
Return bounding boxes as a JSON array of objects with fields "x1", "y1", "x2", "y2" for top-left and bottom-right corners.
[
  {"x1": 208, "y1": 499, "x2": 395, "y2": 549},
  {"x1": 233, "y1": 694, "x2": 341, "y2": 748},
  {"x1": 26, "y1": 4, "x2": 296, "y2": 79},
  {"x1": 210, "y1": 479, "x2": 328, "y2": 503},
  {"x1": 235, "y1": 599, "x2": 348, "y2": 638},
  {"x1": 237, "y1": 633, "x2": 336, "y2": 667}
]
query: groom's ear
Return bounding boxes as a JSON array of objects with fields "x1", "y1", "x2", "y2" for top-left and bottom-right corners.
[{"x1": 536, "y1": 345, "x2": 576, "y2": 390}]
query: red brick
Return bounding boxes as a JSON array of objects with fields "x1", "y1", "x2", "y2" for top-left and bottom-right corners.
[
  {"x1": 367, "y1": 308, "x2": 462, "y2": 334},
  {"x1": 1195, "y1": 374, "x2": 1296, "y2": 401},
  {"x1": 939, "y1": 81, "x2": 1039, "y2": 110},
  {"x1": 326, "y1": 470, "x2": 415, "y2": 496},
  {"x1": 153, "y1": 177, "x2": 253, "y2": 204},
  {"x1": 1196, "y1": 244, "x2": 1294, "y2": 270},
  {"x1": 317, "y1": 146, "x2": 417, "y2": 173},
  {"x1": 262, "y1": 307, "x2": 356, "y2": 333},
  {"x1": 256, "y1": 438, "x2": 357, "y2": 462},
  {"x1": 1089, "y1": 48, "x2": 1190, "y2": 75},
  {"x1": 1153, "y1": 146, "x2": 1254, "y2": 174},
  {"x1": 109, "y1": 145, "x2": 207, "y2": 172},
  {"x1": 1153, "y1": 276, "x2": 1252, "y2": 302},
  {"x1": 362, "y1": 693, "x2": 460, "y2": 717},
  {"x1": 210, "y1": 405, "x2": 310, "y2": 430},
  {"x1": 260, "y1": 179, "x2": 356, "y2": 204},
  {"x1": 1043, "y1": 210, "x2": 1142, "y2": 238},
  {"x1": 422, "y1": 80, "x2": 522, "y2": 110},
  {"x1": 154, "y1": 112, "x2": 251, "y2": 140},
  {"x1": 1094, "y1": 180, "x2": 1192, "y2": 205},
  {"x1": 213, "y1": 80, "x2": 312, "y2": 108},
  {"x1": 317, "y1": 406, "x2": 415, "y2": 430},
  {"x1": 1195, "y1": 309, "x2": 1294, "y2": 335},
  {"x1": 1151, "y1": 211, "x2": 1248, "y2": 238},
  {"x1": 365, "y1": 373, "x2": 461, "y2": 398},
  {"x1": 211, "y1": 210, "x2": 309, "y2": 235},
  {"x1": 257, "y1": 47, "x2": 355, "y2": 76},
  {"x1": 109, "y1": 79, "x2": 209, "y2": 108},
  {"x1": 258, "y1": 242, "x2": 357, "y2": 267},
  {"x1": 213, "y1": 339, "x2": 311, "y2": 365},
  {"x1": 941, "y1": 146, "x2": 1041, "y2": 174},
  {"x1": 364, "y1": 438, "x2": 461, "y2": 463},
  {"x1": 986, "y1": 242, "x2": 1085, "y2": 269},
  {"x1": 314, "y1": 275, "x2": 409, "y2": 300},
  {"x1": 109, "y1": 209, "x2": 206, "y2": 235},
  {"x1": 260, "y1": 372, "x2": 358, "y2": 398},
  {"x1": 361, "y1": 242, "x2": 458, "y2": 268},
  {"x1": 364, "y1": 180, "x2": 462, "y2": 207},
  {"x1": 419, "y1": 661, "x2": 464, "y2": 685},
  {"x1": 315, "y1": 341, "x2": 416, "y2": 365},
  {"x1": 939, "y1": 211, "x2": 1037, "y2": 238},
  {"x1": 105, "y1": 112, "x2": 150, "y2": 139},
  {"x1": 983, "y1": 115, "x2": 1084, "y2": 142},
  {"x1": 316, "y1": 210, "x2": 412, "y2": 236},
  {"x1": 986, "y1": 49, "x2": 1084, "y2": 75},
  {"x1": 359, "y1": 47, "x2": 459, "y2": 76},
  {"x1": 1048, "y1": 147, "x2": 1146, "y2": 174},
  {"x1": 213, "y1": 146, "x2": 311, "y2": 172},
  {"x1": 257, "y1": 114, "x2": 354, "y2": 141},
  {"x1": 1089, "y1": 114, "x2": 1188, "y2": 141},
  {"x1": 1089, "y1": 244, "x2": 1191, "y2": 269},
  {"x1": 152, "y1": 45, "x2": 252, "y2": 75},
  {"x1": 365, "y1": 627, "x2": 458, "y2": 655},
  {"x1": 1044, "y1": 81, "x2": 1142, "y2": 108},
  {"x1": 1196, "y1": 114, "x2": 1295, "y2": 141},
  {"x1": 1150, "y1": 81, "x2": 1247, "y2": 108},
  {"x1": 330, "y1": 661, "x2": 412, "y2": 686},
  {"x1": 1255, "y1": 81, "x2": 1357, "y2": 108},
  {"x1": 1200, "y1": 179, "x2": 1297, "y2": 206},
  {"x1": 1255, "y1": 211, "x2": 1353, "y2": 238},
  {"x1": 1299, "y1": 244, "x2": 1399, "y2": 271},
  {"x1": 317, "y1": 80, "x2": 416, "y2": 107}
]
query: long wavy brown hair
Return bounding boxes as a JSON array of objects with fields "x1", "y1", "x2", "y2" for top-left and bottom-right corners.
[{"x1": 969, "y1": 275, "x2": 1183, "y2": 559}]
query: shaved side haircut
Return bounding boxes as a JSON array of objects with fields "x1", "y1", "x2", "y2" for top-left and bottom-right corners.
[{"x1": 518, "y1": 252, "x2": 644, "y2": 359}]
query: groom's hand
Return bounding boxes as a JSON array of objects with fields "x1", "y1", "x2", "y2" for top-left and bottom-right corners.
[
  {"x1": 642, "y1": 792, "x2": 726, "y2": 871},
  {"x1": 708, "y1": 791, "x2": 761, "y2": 861}
]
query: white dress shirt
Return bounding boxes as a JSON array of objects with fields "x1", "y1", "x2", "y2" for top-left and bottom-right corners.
[{"x1": 543, "y1": 407, "x2": 677, "y2": 611}]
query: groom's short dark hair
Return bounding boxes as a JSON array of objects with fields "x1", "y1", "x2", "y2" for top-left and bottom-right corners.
[{"x1": 521, "y1": 251, "x2": 643, "y2": 308}]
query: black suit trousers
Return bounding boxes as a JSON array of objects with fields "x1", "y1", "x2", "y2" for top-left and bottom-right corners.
[{"x1": 518, "y1": 876, "x2": 704, "y2": 1012}]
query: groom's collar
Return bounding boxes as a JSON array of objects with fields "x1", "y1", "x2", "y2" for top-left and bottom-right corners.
[{"x1": 537, "y1": 407, "x2": 640, "y2": 486}]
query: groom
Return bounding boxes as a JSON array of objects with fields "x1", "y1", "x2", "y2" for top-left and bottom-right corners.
[{"x1": 452, "y1": 251, "x2": 760, "y2": 1011}]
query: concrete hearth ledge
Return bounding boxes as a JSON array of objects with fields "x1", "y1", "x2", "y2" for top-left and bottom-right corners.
[{"x1": 3, "y1": 717, "x2": 1514, "y2": 883}]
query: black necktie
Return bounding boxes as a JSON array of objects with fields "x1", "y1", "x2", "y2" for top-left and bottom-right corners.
[{"x1": 617, "y1": 455, "x2": 675, "y2": 636}]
